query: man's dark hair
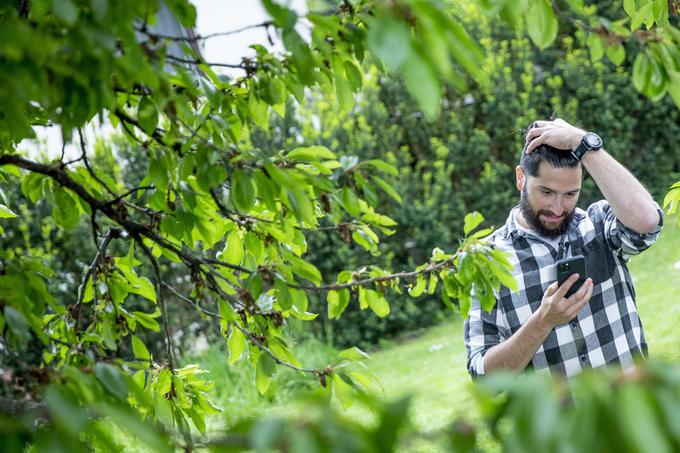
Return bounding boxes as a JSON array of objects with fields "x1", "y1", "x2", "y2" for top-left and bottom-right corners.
[{"x1": 519, "y1": 144, "x2": 581, "y2": 177}]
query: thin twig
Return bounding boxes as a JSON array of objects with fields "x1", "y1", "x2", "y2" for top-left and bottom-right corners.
[
  {"x1": 232, "y1": 322, "x2": 318, "y2": 374},
  {"x1": 163, "y1": 282, "x2": 317, "y2": 375},
  {"x1": 135, "y1": 236, "x2": 177, "y2": 369},
  {"x1": 136, "y1": 21, "x2": 274, "y2": 42},
  {"x1": 75, "y1": 228, "x2": 122, "y2": 328},
  {"x1": 165, "y1": 54, "x2": 245, "y2": 70},
  {"x1": 103, "y1": 186, "x2": 153, "y2": 206},
  {"x1": 78, "y1": 129, "x2": 118, "y2": 199}
]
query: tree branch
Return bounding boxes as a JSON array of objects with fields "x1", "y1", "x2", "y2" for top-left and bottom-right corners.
[
  {"x1": 0, "y1": 154, "x2": 250, "y2": 275},
  {"x1": 286, "y1": 254, "x2": 460, "y2": 291}
]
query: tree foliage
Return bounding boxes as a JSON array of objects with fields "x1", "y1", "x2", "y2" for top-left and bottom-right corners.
[{"x1": 0, "y1": 0, "x2": 679, "y2": 451}]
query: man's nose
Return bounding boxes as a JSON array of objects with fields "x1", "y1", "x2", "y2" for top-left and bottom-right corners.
[{"x1": 551, "y1": 197, "x2": 563, "y2": 214}]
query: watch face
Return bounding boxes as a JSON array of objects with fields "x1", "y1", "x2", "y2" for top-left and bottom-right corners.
[{"x1": 584, "y1": 132, "x2": 602, "y2": 149}]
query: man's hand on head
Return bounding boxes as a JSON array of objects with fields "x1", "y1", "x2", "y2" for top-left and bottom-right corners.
[{"x1": 525, "y1": 118, "x2": 586, "y2": 154}]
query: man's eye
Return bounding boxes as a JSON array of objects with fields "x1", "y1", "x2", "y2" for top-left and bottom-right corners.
[{"x1": 541, "y1": 190, "x2": 551, "y2": 195}]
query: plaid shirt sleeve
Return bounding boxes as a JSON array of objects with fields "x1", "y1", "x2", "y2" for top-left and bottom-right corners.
[
  {"x1": 464, "y1": 287, "x2": 511, "y2": 377},
  {"x1": 591, "y1": 200, "x2": 664, "y2": 261}
]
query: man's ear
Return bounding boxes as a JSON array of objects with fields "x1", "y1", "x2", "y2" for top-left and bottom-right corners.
[{"x1": 515, "y1": 166, "x2": 526, "y2": 191}]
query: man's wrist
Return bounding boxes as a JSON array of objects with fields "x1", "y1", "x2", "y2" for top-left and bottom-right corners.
[
  {"x1": 572, "y1": 132, "x2": 603, "y2": 161},
  {"x1": 530, "y1": 306, "x2": 554, "y2": 335}
]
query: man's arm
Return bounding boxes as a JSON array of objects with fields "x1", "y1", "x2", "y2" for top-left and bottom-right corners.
[
  {"x1": 483, "y1": 274, "x2": 593, "y2": 373},
  {"x1": 525, "y1": 118, "x2": 660, "y2": 234},
  {"x1": 580, "y1": 150, "x2": 659, "y2": 234}
]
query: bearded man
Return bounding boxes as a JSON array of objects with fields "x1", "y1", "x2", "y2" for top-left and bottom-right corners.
[{"x1": 464, "y1": 118, "x2": 663, "y2": 377}]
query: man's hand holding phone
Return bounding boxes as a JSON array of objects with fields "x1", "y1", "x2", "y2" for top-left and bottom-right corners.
[{"x1": 537, "y1": 273, "x2": 594, "y2": 330}]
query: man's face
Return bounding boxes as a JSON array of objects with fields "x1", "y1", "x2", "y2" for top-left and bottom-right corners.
[{"x1": 518, "y1": 161, "x2": 582, "y2": 238}]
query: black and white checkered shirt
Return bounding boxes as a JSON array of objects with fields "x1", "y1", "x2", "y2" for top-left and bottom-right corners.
[{"x1": 464, "y1": 200, "x2": 663, "y2": 377}]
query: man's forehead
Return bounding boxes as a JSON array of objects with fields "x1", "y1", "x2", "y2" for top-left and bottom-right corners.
[{"x1": 530, "y1": 162, "x2": 582, "y2": 189}]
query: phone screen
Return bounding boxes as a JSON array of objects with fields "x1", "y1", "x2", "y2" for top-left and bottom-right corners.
[{"x1": 556, "y1": 255, "x2": 586, "y2": 298}]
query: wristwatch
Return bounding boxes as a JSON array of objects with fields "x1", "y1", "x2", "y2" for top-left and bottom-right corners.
[{"x1": 571, "y1": 132, "x2": 603, "y2": 161}]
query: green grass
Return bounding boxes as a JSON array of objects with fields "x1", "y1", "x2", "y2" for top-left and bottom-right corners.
[
  {"x1": 190, "y1": 220, "x2": 680, "y2": 451},
  {"x1": 629, "y1": 221, "x2": 680, "y2": 360}
]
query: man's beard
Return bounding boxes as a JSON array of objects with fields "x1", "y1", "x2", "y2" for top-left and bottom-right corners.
[{"x1": 519, "y1": 188, "x2": 574, "y2": 238}]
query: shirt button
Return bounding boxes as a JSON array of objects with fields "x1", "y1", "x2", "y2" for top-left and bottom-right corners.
[
  {"x1": 580, "y1": 354, "x2": 587, "y2": 362},
  {"x1": 570, "y1": 320, "x2": 578, "y2": 328}
]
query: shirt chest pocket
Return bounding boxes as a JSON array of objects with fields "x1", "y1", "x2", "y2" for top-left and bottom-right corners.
[{"x1": 584, "y1": 233, "x2": 617, "y2": 285}]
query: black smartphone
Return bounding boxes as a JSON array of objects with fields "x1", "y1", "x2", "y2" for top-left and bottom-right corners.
[{"x1": 556, "y1": 255, "x2": 587, "y2": 298}]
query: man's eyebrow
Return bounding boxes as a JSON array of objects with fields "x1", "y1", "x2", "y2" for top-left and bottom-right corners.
[{"x1": 538, "y1": 185, "x2": 581, "y2": 194}]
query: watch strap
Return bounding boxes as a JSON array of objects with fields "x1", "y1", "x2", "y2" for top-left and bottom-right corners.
[{"x1": 571, "y1": 142, "x2": 589, "y2": 161}]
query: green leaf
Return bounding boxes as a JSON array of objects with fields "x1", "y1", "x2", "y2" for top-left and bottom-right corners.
[
  {"x1": 371, "y1": 175, "x2": 402, "y2": 204},
  {"x1": 137, "y1": 96, "x2": 159, "y2": 135},
  {"x1": 633, "y1": 52, "x2": 652, "y2": 92},
  {"x1": 362, "y1": 159, "x2": 399, "y2": 176},
  {"x1": 332, "y1": 373, "x2": 354, "y2": 410},
  {"x1": 464, "y1": 212, "x2": 485, "y2": 235},
  {"x1": 131, "y1": 335, "x2": 150, "y2": 361},
  {"x1": 0, "y1": 204, "x2": 17, "y2": 218},
  {"x1": 606, "y1": 44, "x2": 626, "y2": 65},
  {"x1": 4, "y1": 307, "x2": 31, "y2": 343},
  {"x1": 341, "y1": 186, "x2": 360, "y2": 217},
  {"x1": 218, "y1": 300, "x2": 237, "y2": 322},
  {"x1": 133, "y1": 311, "x2": 161, "y2": 331},
  {"x1": 338, "y1": 346, "x2": 369, "y2": 361},
  {"x1": 95, "y1": 363, "x2": 128, "y2": 400},
  {"x1": 227, "y1": 326, "x2": 245, "y2": 364},
  {"x1": 262, "y1": 0, "x2": 297, "y2": 29},
  {"x1": 288, "y1": 146, "x2": 337, "y2": 161},
  {"x1": 45, "y1": 385, "x2": 87, "y2": 437},
  {"x1": 256, "y1": 353, "x2": 277, "y2": 395},
  {"x1": 365, "y1": 289, "x2": 390, "y2": 317},
  {"x1": 231, "y1": 170, "x2": 256, "y2": 212},
  {"x1": 248, "y1": 94, "x2": 269, "y2": 130},
  {"x1": 288, "y1": 255, "x2": 322, "y2": 286},
  {"x1": 335, "y1": 73, "x2": 354, "y2": 111},
  {"x1": 358, "y1": 287, "x2": 368, "y2": 310},
  {"x1": 220, "y1": 230, "x2": 244, "y2": 266},
  {"x1": 52, "y1": 0, "x2": 78, "y2": 25},
  {"x1": 327, "y1": 288, "x2": 350, "y2": 319},
  {"x1": 408, "y1": 277, "x2": 427, "y2": 298},
  {"x1": 52, "y1": 186, "x2": 81, "y2": 230},
  {"x1": 667, "y1": 71, "x2": 680, "y2": 108},
  {"x1": 367, "y1": 15, "x2": 412, "y2": 71},
  {"x1": 344, "y1": 60, "x2": 363, "y2": 91},
  {"x1": 623, "y1": 0, "x2": 638, "y2": 17},
  {"x1": 402, "y1": 50, "x2": 441, "y2": 119},
  {"x1": 588, "y1": 33, "x2": 605, "y2": 62},
  {"x1": 526, "y1": 0, "x2": 558, "y2": 49},
  {"x1": 618, "y1": 384, "x2": 672, "y2": 453},
  {"x1": 631, "y1": 2, "x2": 653, "y2": 30},
  {"x1": 252, "y1": 170, "x2": 278, "y2": 211}
]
